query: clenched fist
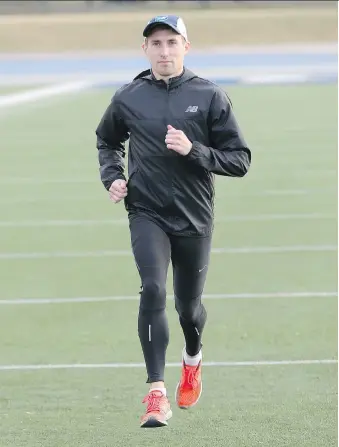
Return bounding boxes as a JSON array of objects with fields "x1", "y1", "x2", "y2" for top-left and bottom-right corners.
[
  {"x1": 109, "y1": 179, "x2": 127, "y2": 203},
  {"x1": 165, "y1": 125, "x2": 192, "y2": 156}
]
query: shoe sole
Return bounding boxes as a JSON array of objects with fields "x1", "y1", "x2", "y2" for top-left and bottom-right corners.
[
  {"x1": 175, "y1": 381, "x2": 203, "y2": 409},
  {"x1": 140, "y1": 410, "x2": 173, "y2": 428}
]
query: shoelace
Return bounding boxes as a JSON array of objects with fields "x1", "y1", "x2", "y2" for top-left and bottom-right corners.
[
  {"x1": 184, "y1": 366, "x2": 198, "y2": 388},
  {"x1": 142, "y1": 392, "x2": 163, "y2": 413}
]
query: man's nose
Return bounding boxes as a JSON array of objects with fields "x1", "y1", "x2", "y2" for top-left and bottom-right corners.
[{"x1": 160, "y1": 45, "x2": 170, "y2": 57}]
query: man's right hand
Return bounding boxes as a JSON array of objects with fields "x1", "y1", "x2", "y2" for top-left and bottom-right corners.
[{"x1": 109, "y1": 179, "x2": 127, "y2": 203}]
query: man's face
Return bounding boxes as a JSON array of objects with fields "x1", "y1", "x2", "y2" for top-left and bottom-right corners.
[{"x1": 142, "y1": 27, "x2": 190, "y2": 78}]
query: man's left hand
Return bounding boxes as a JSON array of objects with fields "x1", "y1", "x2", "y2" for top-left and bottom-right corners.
[{"x1": 165, "y1": 125, "x2": 192, "y2": 156}]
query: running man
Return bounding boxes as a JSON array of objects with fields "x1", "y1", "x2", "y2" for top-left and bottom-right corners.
[{"x1": 95, "y1": 14, "x2": 251, "y2": 428}]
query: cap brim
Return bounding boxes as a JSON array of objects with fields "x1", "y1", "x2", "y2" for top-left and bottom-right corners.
[{"x1": 143, "y1": 22, "x2": 181, "y2": 38}]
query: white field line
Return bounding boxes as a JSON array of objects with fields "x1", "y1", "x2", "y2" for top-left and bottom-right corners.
[
  {"x1": 0, "y1": 214, "x2": 336, "y2": 228},
  {"x1": 217, "y1": 189, "x2": 336, "y2": 197},
  {"x1": 0, "y1": 81, "x2": 92, "y2": 108},
  {"x1": 0, "y1": 178, "x2": 98, "y2": 184},
  {"x1": 0, "y1": 291, "x2": 336, "y2": 305},
  {"x1": 211, "y1": 245, "x2": 337, "y2": 254},
  {"x1": 0, "y1": 359, "x2": 336, "y2": 372},
  {"x1": 0, "y1": 245, "x2": 336, "y2": 260}
]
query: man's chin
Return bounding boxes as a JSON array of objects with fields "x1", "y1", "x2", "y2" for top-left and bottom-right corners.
[
  {"x1": 158, "y1": 68, "x2": 175, "y2": 77},
  {"x1": 156, "y1": 62, "x2": 173, "y2": 73}
]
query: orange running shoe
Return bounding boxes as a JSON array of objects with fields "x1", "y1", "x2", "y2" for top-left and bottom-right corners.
[
  {"x1": 140, "y1": 390, "x2": 172, "y2": 428},
  {"x1": 175, "y1": 359, "x2": 202, "y2": 409}
]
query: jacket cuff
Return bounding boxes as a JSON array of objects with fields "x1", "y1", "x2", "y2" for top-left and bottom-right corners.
[
  {"x1": 103, "y1": 174, "x2": 126, "y2": 190},
  {"x1": 186, "y1": 141, "x2": 209, "y2": 160}
]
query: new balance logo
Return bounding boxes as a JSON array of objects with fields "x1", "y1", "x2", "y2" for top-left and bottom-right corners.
[{"x1": 185, "y1": 105, "x2": 198, "y2": 113}]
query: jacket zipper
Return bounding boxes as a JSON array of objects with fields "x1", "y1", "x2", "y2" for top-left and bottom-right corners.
[{"x1": 166, "y1": 81, "x2": 175, "y2": 215}]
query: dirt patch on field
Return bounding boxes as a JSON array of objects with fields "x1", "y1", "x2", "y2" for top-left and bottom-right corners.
[{"x1": 0, "y1": 6, "x2": 337, "y2": 53}]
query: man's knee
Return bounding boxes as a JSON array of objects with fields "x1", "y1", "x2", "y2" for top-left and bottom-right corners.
[
  {"x1": 175, "y1": 295, "x2": 205, "y2": 322},
  {"x1": 140, "y1": 278, "x2": 166, "y2": 312}
]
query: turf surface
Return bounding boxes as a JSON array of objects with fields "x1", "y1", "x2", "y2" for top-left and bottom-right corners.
[{"x1": 0, "y1": 83, "x2": 337, "y2": 446}]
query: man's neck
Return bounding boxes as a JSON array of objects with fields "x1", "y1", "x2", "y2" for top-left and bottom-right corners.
[{"x1": 152, "y1": 67, "x2": 184, "y2": 84}]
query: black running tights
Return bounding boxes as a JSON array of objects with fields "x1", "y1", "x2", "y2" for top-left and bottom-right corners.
[{"x1": 129, "y1": 215, "x2": 211, "y2": 383}]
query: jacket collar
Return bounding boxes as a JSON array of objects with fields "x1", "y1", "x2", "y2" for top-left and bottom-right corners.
[{"x1": 133, "y1": 67, "x2": 197, "y2": 89}]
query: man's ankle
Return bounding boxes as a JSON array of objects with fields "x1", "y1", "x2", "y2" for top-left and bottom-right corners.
[{"x1": 149, "y1": 381, "x2": 166, "y2": 396}]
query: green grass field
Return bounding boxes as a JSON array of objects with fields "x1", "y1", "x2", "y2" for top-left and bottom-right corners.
[{"x1": 0, "y1": 83, "x2": 337, "y2": 446}]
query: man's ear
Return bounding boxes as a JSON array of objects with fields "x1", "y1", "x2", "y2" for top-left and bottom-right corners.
[
  {"x1": 184, "y1": 40, "x2": 191, "y2": 54},
  {"x1": 142, "y1": 38, "x2": 147, "y2": 53}
]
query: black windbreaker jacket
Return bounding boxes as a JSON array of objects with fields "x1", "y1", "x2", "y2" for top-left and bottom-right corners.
[{"x1": 95, "y1": 68, "x2": 251, "y2": 236}]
